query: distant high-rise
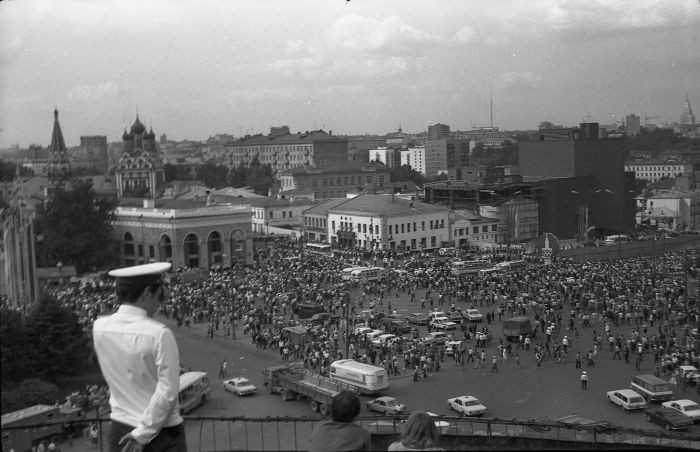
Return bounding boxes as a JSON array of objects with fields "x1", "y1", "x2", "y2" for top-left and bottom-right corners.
[
  {"x1": 428, "y1": 123, "x2": 450, "y2": 139},
  {"x1": 625, "y1": 114, "x2": 641, "y2": 136},
  {"x1": 680, "y1": 96, "x2": 696, "y2": 132},
  {"x1": 46, "y1": 108, "x2": 71, "y2": 184},
  {"x1": 80, "y1": 135, "x2": 108, "y2": 174}
]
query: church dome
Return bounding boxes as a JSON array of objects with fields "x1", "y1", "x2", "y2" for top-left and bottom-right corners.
[{"x1": 130, "y1": 116, "x2": 146, "y2": 134}]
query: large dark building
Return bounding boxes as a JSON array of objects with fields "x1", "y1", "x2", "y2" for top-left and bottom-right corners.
[
  {"x1": 80, "y1": 135, "x2": 109, "y2": 174},
  {"x1": 519, "y1": 123, "x2": 634, "y2": 237}
]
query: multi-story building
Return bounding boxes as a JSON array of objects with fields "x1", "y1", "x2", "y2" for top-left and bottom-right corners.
[
  {"x1": 368, "y1": 147, "x2": 400, "y2": 168},
  {"x1": 519, "y1": 123, "x2": 633, "y2": 235},
  {"x1": 680, "y1": 96, "x2": 696, "y2": 133},
  {"x1": 636, "y1": 189, "x2": 700, "y2": 231},
  {"x1": 624, "y1": 160, "x2": 693, "y2": 183},
  {"x1": 277, "y1": 161, "x2": 391, "y2": 201},
  {"x1": 303, "y1": 193, "x2": 450, "y2": 251},
  {"x1": 428, "y1": 123, "x2": 450, "y2": 139},
  {"x1": 625, "y1": 114, "x2": 641, "y2": 136},
  {"x1": 450, "y1": 210, "x2": 499, "y2": 249},
  {"x1": 400, "y1": 147, "x2": 426, "y2": 175},
  {"x1": 226, "y1": 126, "x2": 348, "y2": 173},
  {"x1": 425, "y1": 139, "x2": 470, "y2": 177},
  {"x1": 80, "y1": 135, "x2": 109, "y2": 174},
  {"x1": 250, "y1": 195, "x2": 313, "y2": 235}
]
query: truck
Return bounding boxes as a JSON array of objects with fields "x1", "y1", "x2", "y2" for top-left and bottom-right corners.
[
  {"x1": 503, "y1": 316, "x2": 534, "y2": 341},
  {"x1": 262, "y1": 364, "x2": 358, "y2": 415},
  {"x1": 1, "y1": 404, "x2": 84, "y2": 452}
]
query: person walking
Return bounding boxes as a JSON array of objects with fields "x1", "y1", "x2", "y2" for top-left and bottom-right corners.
[
  {"x1": 93, "y1": 262, "x2": 187, "y2": 452},
  {"x1": 490, "y1": 355, "x2": 498, "y2": 372},
  {"x1": 580, "y1": 371, "x2": 588, "y2": 390}
]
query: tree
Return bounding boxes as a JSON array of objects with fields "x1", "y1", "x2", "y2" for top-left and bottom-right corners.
[
  {"x1": 246, "y1": 156, "x2": 275, "y2": 195},
  {"x1": 0, "y1": 307, "x2": 34, "y2": 384},
  {"x1": 196, "y1": 162, "x2": 229, "y2": 189},
  {"x1": 390, "y1": 164, "x2": 426, "y2": 186},
  {"x1": 34, "y1": 179, "x2": 120, "y2": 273},
  {"x1": 25, "y1": 295, "x2": 90, "y2": 383},
  {"x1": 1, "y1": 378, "x2": 59, "y2": 413}
]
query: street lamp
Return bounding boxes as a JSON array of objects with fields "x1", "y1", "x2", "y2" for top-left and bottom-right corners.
[{"x1": 571, "y1": 190, "x2": 589, "y2": 262}]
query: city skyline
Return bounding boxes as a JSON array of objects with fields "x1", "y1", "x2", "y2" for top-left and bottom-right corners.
[{"x1": 0, "y1": 0, "x2": 699, "y2": 148}]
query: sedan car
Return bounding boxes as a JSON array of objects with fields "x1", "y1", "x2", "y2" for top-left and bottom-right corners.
[
  {"x1": 223, "y1": 377, "x2": 257, "y2": 396},
  {"x1": 606, "y1": 389, "x2": 647, "y2": 411},
  {"x1": 447, "y1": 395, "x2": 487, "y2": 416},
  {"x1": 364, "y1": 396, "x2": 407, "y2": 415},
  {"x1": 430, "y1": 317, "x2": 458, "y2": 331},
  {"x1": 645, "y1": 408, "x2": 694, "y2": 431},
  {"x1": 463, "y1": 309, "x2": 484, "y2": 322},
  {"x1": 406, "y1": 313, "x2": 428, "y2": 325},
  {"x1": 447, "y1": 312, "x2": 464, "y2": 324},
  {"x1": 662, "y1": 399, "x2": 700, "y2": 422},
  {"x1": 445, "y1": 340, "x2": 462, "y2": 356}
]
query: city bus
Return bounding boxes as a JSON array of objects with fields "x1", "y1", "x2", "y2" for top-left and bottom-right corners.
[
  {"x1": 329, "y1": 359, "x2": 389, "y2": 394},
  {"x1": 450, "y1": 260, "x2": 491, "y2": 275},
  {"x1": 179, "y1": 371, "x2": 211, "y2": 414},
  {"x1": 350, "y1": 267, "x2": 385, "y2": 283},
  {"x1": 494, "y1": 260, "x2": 527, "y2": 272},
  {"x1": 342, "y1": 266, "x2": 369, "y2": 281},
  {"x1": 604, "y1": 234, "x2": 631, "y2": 245},
  {"x1": 305, "y1": 242, "x2": 332, "y2": 253}
]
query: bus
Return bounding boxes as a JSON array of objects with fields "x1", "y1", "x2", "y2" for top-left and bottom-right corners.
[
  {"x1": 305, "y1": 243, "x2": 332, "y2": 253},
  {"x1": 604, "y1": 234, "x2": 630, "y2": 245},
  {"x1": 450, "y1": 260, "x2": 491, "y2": 275},
  {"x1": 350, "y1": 267, "x2": 385, "y2": 283},
  {"x1": 494, "y1": 260, "x2": 527, "y2": 272},
  {"x1": 342, "y1": 266, "x2": 369, "y2": 281},
  {"x1": 179, "y1": 371, "x2": 211, "y2": 414},
  {"x1": 329, "y1": 359, "x2": 389, "y2": 394}
]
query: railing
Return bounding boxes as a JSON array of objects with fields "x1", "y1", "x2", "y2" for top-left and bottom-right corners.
[{"x1": 4, "y1": 415, "x2": 700, "y2": 451}]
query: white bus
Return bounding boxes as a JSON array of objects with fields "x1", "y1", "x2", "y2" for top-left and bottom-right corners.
[
  {"x1": 305, "y1": 242, "x2": 332, "y2": 253},
  {"x1": 494, "y1": 260, "x2": 527, "y2": 272},
  {"x1": 179, "y1": 371, "x2": 211, "y2": 414},
  {"x1": 329, "y1": 359, "x2": 389, "y2": 394},
  {"x1": 450, "y1": 260, "x2": 491, "y2": 275},
  {"x1": 350, "y1": 267, "x2": 385, "y2": 283},
  {"x1": 342, "y1": 266, "x2": 369, "y2": 281}
]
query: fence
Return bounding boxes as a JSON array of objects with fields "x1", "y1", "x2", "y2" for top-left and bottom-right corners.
[{"x1": 5, "y1": 414, "x2": 700, "y2": 452}]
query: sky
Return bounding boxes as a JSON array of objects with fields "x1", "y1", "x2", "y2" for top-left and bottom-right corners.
[{"x1": 0, "y1": 0, "x2": 699, "y2": 148}]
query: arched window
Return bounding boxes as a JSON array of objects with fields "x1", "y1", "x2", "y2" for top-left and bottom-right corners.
[
  {"x1": 159, "y1": 234, "x2": 172, "y2": 262},
  {"x1": 183, "y1": 233, "x2": 200, "y2": 268},
  {"x1": 207, "y1": 231, "x2": 223, "y2": 266},
  {"x1": 123, "y1": 232, "x2": 135, "y2": 266}
]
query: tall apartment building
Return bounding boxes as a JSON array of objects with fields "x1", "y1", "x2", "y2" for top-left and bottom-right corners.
[
  {"x1": 625, "y1": 114, "x2": 641, "y2": 136},
  {"x1": 400, "y1": 147, "x2": 426, "y2": 176},
  {"x1": 680, "y1": 96, "x2": 696, "y2": 132},
  {"x1": 428, "y1": 123, "x2": 450, "y2": 139},
  {"x1": 226, "y1": 126, "x2": 348, "y2": 173},
  {"x1": 80, "y1": 135, "x2": 109, "y2": 174}
]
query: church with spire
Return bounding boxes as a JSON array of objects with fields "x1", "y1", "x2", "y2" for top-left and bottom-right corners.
[
  {"x1": 114, "y1": 114, "x2": 164, "y2": 198},
  {"x1": 46, "y1": 108, "x2": 71, "y2": 184}
]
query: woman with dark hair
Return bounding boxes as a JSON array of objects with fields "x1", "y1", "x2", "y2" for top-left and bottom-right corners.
[
  {"x1": 388, "y1": 411, "x2": 444, "y2": 451},
  {"x1": 308, "y1": 390, "x2": 370, "y2": 452}
]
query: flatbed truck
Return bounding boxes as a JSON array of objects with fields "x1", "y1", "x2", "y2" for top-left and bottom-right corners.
[{"x1": 263, "y1": 364, "x2": 358, "y2": 416}]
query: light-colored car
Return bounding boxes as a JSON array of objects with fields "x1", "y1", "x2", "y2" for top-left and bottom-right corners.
[
  {"x1": 424, "y1": 331, "x2": 449, "y2": 345},
  {"x1": 427, "y1": 310, "x2": 447, "y2": 321},
  {"x1": 372, "y1": 333, "x2": 399, "y2": 347},
  {"x1": 364, "y1": 396, "x2": 407, "y2": 415},
  {"x1": 606, "y1": 389, "x2": 647, "y2": 411},
  {"x1": 447, "y1": 395, "x2": 487, "y2": 416},
  {"x1": 365, "y1": 330, "x2": 384, "y2": 341},
  {"x1": 430, "y1": 316, "x2": 457, "y2": 331},
  {"x1": 223, "y1": 377, "x2": 257, "y2": 396},
  {"x1": 445, "y1": 340, "x2": 462, "y2": 356},
  {"x1": 662, "y1": 399, "x2": 700, "y2": 421},
  {"x1": 354, "y1": 326, "x2": 372, "y2": 337},
  {"x1": 463, "y1": 309, "x2": 484, "y2": 322},
  {"x1": 406, "y1": 312, "x2": 428, "y2": 325}
]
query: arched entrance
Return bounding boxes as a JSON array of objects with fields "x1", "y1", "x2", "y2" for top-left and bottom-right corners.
[
  {"x1": 159, "y1": 234, "x2": 172, "y2": 263},
  {"x1": 207, "y1": 231, "x2": 223, "y2": 267},
  {"x1": 183, "y1": 233, "x2": 200, "y2": 268},
  {"x1": 229, "y1": 229, "x2": 246, "y2": 266},
  {"x1": 123, "y1": 232, "x2": 136, "y2": 266}
]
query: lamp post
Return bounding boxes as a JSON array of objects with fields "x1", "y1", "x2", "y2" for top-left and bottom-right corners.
[{"x1": 571, "y1": 190, "x2": 589, "y2": 263}]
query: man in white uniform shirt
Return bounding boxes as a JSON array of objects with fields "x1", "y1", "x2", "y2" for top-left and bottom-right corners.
[{"x1": 93, "y1": 262, "x2": 186, "y2": 452}]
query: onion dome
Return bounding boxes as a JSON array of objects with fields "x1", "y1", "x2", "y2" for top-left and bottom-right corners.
[
  {"x1": 122, "y1": 127, "x2": 130, "y2": 140},
  {"x1": 130, "y1": 115, "x2": 146, "y2": 134}
]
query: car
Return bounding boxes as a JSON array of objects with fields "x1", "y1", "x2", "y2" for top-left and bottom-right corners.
[
  {"x1": 353, "y1": 326, "x2": 373, "y2": 337},
  {"x1": 606, "y1": 389, "x2": 647, "y2": 411},
  {"x1": 427, "y1": 310, "x2": 447, "y2": 321},
  {"x1": 406, "y1": 313, "x2": 428, "y2": 325},
  {"x1": 447, "y1": 311, "x2": 464, "y2": 324},
  {"x1": 463, "y1": 309, "x2": 484, "y2": 322},
  {"x1": 645, "y1": 407, "x2": 694, "y2": 431},
  {"x1": 223, "y1": 377, "x2": 257, "y2": 396},
  {"x1": 445, "y1": 340, "x2": 462, "y2": 356},
  {"x1": 679, "y1": 365, "x2": 700, "y2": 385},
  {"x1": 447, "y1": 395, "x2": 488, "y2": 416},
  {"x1": 364, "y1": 396, "x2": 407, "y2": 415},
  {"x1": 372, "y1": 333, "x2": 399, "y2": 347},
  {"x1": 430, "y1": 317, "x2": 457, "y2": 331},
  {"x1": 364, "y1": 329, "x2": 384, "y2": 341},
  {"x1": 661, "y1": 399, "x2": 700, "y2": 421},
  {"x1": 424, "y1": 331, "x2": 449, "y2": 345}
]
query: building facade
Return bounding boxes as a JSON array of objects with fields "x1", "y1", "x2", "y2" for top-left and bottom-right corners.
[
  {"x1": 80, "y1": 135, "x2": 109, "y2": 174},
  {"x1": 251, "y1": 196, "x2": 313, "y2": 235},
  {"x1": 428, "y1": 123, "x2": 450, "y2": 139},
  {"x1": 226, "y1": 126, "x2": 348, "y2": 173},
  {"x1": 277, "y1": 161, "x2": 391, "y2": 201},
  {"x1": 636, "y1": 190, "x2": 700, "y2": 231},
  {"x1": 625, "y1": 114, "x2": 641, "y2": 136},
  {"x1": 450, "y1": 210, "x2": 499, "y2": 249},
  {"x1": 114, "y1": 116, "x2": 164, "y2": 198},
  {"x1": 624, "y1": 161, "x2": 693, "y2": 183}
]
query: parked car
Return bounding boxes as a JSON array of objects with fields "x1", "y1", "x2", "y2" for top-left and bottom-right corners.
[
  {"x1": 223, "y1": 377, "x2": 257, "y2": 396},
  {"x1": 447, "y1": 312, "x2": 464, "y2": 324},
  {"x1": 606, "y1": 389, "x2": 647, "y2": 411},
  {"x1": 661, "y1": 399, "x2": 700, "y2": 421},
  {"x1": 364, "y1": 396, "x2": 407, "y2": 415},
  {"x1": 427, "y1": 310, "x2": 447, "y2": 321},
  {"x1": 463, "y1": 309, "x2": 484, "y2": 322},
  {"x1": 354, "y1": 326, "x2": 373, "y2": 337},
  {"x1": 424, "y1": 331, "x2": 449, "y2": 345},
  {"x1": 445, "y1": 340, "x2": 462, "y2": 356},
  {"x1": 372, "y1": 333, "x2": 399, "y2": 347},
  {"x1": 679, "y1": 365, "x2": 700, "y2": 385},
  {"x1": 430, "y1": 316, "x2": 458, "y2": 331},
  {"x1": 645, "y1": 407, "x2": 694, "y2": 430},
  {"x1": 447, "y1": 395, "x2": 487, "y2": 416},
  {"x1": 365, "y1": 330, "x2": 384, "y2": 342},
  {"x1": 406, "y1": 313, "x2": 428, "y2": 325}
]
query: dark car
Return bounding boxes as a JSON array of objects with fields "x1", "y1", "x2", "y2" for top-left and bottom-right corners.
[{"x1": 645, "y1": 408, "x2": 694, "y2": 431}]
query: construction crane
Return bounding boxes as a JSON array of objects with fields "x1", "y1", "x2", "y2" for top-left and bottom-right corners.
[{"x1": 644, "y1": 115, "x2": 661, "y2": 126}]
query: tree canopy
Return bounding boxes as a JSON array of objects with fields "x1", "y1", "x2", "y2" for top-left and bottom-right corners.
[{"x1": 34, "y1": 179, "x2": 120, "y2": 273}]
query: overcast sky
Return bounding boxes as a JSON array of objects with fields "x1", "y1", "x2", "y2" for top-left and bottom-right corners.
[{"x1": 1, "y1": 0, "x2": 698, "y2": 148}]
